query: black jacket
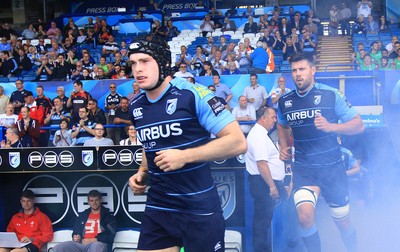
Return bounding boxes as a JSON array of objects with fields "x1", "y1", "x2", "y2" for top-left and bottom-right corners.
[{"x1": 72, "y1": 206, "x2": 116, "y2": 250}]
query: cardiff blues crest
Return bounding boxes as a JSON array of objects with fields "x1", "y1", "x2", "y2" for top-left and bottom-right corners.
[
  {"x1": 314, "y1": 95, "x2": 321, "y2": 105},
  {"x1": 82, "y1": 150, "x2": 94, "y2": 167},
  {"x1": 9, "y1": 152, "x2": 20, "y2": 168},
  {"x1": 166, "y1": 98, "x2": 177, "y2": 115},
  {"x1": 213, "y1": 171, "x2": 236, "y2": 219}
]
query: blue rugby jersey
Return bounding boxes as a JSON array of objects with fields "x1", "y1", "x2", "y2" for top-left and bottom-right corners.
[
  {"x1": 129, "y1": 77, "x2": 235, "y2": 214},
  {"x1": 277, "y1": 83, "x2": 358, "y2": 167}
]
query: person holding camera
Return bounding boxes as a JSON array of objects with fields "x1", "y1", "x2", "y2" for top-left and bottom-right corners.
[
  {"x1": 53, "y1": 118, "x2": 74, "y2": 147},
  {"x1": 52, "y1": 53, "x2": 72, "y2": 81},
  {"x1": 200, "y1": 14, "x2": 215, "y2": 37},
  {"x1": 35, "y1": 55, "x2": 54, "y2": 81}
]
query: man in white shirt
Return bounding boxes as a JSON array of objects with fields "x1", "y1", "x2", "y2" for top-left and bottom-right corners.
[
  {"x1": 242, "y1": 73, "x2": 268, "y2": 117},
  {"x1": 173, "y1": 63, "x2": 194, "y2": 78},
  {"x1": 0, "y1": 85, "x2": 9, "y2": 114},
  {"x1": 270, "y1": 76, "x2": 291, "y2": 109},
  {"x1": 245, "y1": 107, "x2": 286, "y2": 252},
  {"x1": 231, "y1": 95, "x2": 256, "y2": 134},
  {"x1": 0, "y1": 103, "x2": 18, "y2": 127}
]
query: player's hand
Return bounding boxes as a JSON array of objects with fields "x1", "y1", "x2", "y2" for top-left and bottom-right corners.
[
  {"x1": 269, "y1": 187, "x2": 279, "y2": 200},
  {"x1": 314, "y1": 113, "x2": 333, "y2": 132},
  {"x1": 20, "y1": 236, "x2": 32, "y2": 243},
  {"x1": 279, "y1": 147, "x2": 291, "y2": 161},
  {"x1": 129, "y1": 171, "x2": 148, "y2": 194},
  {"x1": 155, "y1": 149, "x2": 186, "y2": 172},
  {"x1": 73, "y1": 234, "x2": 81, "y2": 242}
]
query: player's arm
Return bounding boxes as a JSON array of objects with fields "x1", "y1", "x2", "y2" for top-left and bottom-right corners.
[
  {"x1": 314, "y1": 114, "x2": 364, "y2": 135},
  {"x1": 277, "y1": 123, "x2": 291, "y2": 161},
  {"x1": 129, "y1": 149, "x2": 148, "y2": 194},
  {"x1": 155, "y1": 121, "x2": 247, "y2": 172}
]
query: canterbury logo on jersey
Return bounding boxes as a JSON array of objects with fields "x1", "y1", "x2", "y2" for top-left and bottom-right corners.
[
  {"x1": 132, "y1": 108, "x2": 143, "y2": 119},
  {"x1": 137, "y1": 123, "x2": 183, "y2": 142},
  {"x1": 286, "y1": 109, "x2": 321, "y2": 121}
]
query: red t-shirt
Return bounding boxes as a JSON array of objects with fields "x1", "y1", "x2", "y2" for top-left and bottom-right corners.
[{"x1": 84, "y1": 212, "x2": 101, "y2": 239}]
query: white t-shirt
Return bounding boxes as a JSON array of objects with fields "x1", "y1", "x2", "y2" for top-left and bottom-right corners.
[
  {"x1": 0, "y1": 114, "x2": 18, "y2": 127},
  {"x1": 231, "y1": 105, "x2": 256, "y2": 134},
  {"x1": 245, "y1": 123, "x2": 285, "y2": 180}
]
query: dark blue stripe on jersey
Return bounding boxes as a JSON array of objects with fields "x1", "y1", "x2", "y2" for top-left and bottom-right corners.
[
  {"x1": 135, "y1": 117, "x2": 194, "y2": 130},
  {"x1": 166, "y1": 185, "x2": 214, "y2": 196},
  {"x1": 150, "y1": 163, "x2": 207, "y2": 175}
]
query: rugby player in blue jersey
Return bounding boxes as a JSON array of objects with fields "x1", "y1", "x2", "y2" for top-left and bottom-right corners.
[
  {"x1": 127, "y1": 36, "x2": 247, "y2": 252},
  {"x1": 277, "y1": 52, "x2": 364, "y2": 252}
]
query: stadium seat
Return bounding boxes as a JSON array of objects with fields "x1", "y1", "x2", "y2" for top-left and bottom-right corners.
[
  {"x1": 225, "y1": 230, "x2": 242, "y2": 252},
  {"x1": 47, "y1": 229, "x2": 73, "y2": 252},
  {"x1": 112, "y1": 230, "x2": 140, "y2": 252}
]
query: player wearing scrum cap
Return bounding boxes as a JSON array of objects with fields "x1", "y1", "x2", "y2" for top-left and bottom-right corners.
[{"x1": 128, "y1": 36, "x2": 246, "y2": 252}]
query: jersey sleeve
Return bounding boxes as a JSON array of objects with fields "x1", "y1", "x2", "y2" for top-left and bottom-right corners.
[
  {"x1": 191, "y1": 83, "x2": 235, "y2": 136},
  {"x1": 333, "y1": 89, "x2": 358, "y2": 122},
  {"x1": 277, "y1": 103, "x2": 288, "y2": 126}
]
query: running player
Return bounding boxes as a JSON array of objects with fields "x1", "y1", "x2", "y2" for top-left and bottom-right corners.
[
  {"x1": 127, "y1": 36, "x2": 247, "y2": 252},
  {"x1": 277, "y1": 52, "x2": 364, "y2": 252}
]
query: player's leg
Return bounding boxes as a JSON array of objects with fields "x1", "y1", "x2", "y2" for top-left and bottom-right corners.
[
  {"x1": 294, "y1": 186, "x2": 321, "y2": 252},
  {"x1": 178, "y1": 212, "x2": 225, "y2": 252}
]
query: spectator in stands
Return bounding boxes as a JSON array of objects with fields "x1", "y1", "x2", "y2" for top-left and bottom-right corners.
[
  {"x1": 98, "y1": 57, "x2": 109, "y2": 74},
  {"x1": 232, "y1": 95, "x2": 256, "y2": 134},
  {"x1": 67, "y1": 80, "x2": 92, "y2": 123},
  {"x1": 270, "y1": 76, "x2": 291, "y2": 109},
  {"x1": 36, "y1": 24, "x2": 47, "y2": 39},
  {"x1": 243, "y1": 6, "x2": 255, "y2": 17},
  {"x1": 0, "y1": 103, "x2": 18, "y2": 127},
  {"x1": 113, "y1": 97, "x2": 131, "y2": 142},
  {"x1": 53, "y1": 86, "x2": 68, "y2": 110},
  {"x1": 35, "y1": 85, "x2": 52, "y2": 115},
  {"x1": 219, "y1": 35, "x2": 228, "y2": 51},
  {"x1": 225, "y1": 2, "x2": 237, "y2": 17},
  {"x1": 165, "y1": 20, "x2": 180, "y2": 41},
  {"x1": 195, "y1": 0, "x2": 205, "y2": 9},
  {"x1": 64, "y1": 20, "x2": 79, "y2": 39},
  {"x1": 45, "y1": 97, "x2": 71, "y2": 144},
  {"x1": 259, "y1": 28, "x2": 275, "y2": 48},
  {"x1": 16, "y1": 48, "x2": 33, "y2": 72},
  {"x1": 244, "y1": 16, "x2": 258, "y2": 34},
  {"x1": 27, "y1": 45, "x2": 41, "y2": 66},
  {"x1": 111, "y1": 67, "x2": 128, "y2": 79},
  {"x1": 199, "y1": 60, "x2": 218, "y2": 76},
  {"x1": 258, "y1": 14, "x2": 269, "y2": 32},
  {"x1": 370, "y1": 41, "x2": 382, "y2": 63},
  {"x1": 338, "y1": 2, "x2": 352, "y2": 36},
  {"x1": 174, "y1": 62, "x2": 194, "y2": 78},
  {"x1": 152, "y1": 20, "x2": 166, "y2": 40},
  {"x1": 21, "y1": 23, "x2": 38, "y2": 39},
  {"x1": 393, "y1": 48, "x2": 400, "y2": 69},
  {"x1": 81, "y1": 52, "x2": 95, "y2": 70},
  {"x1": 71, "y1": 106, "x2": 96, "y2": 145},
  {"x1": 329, "y1": 4, "x2": 339, "y2": 36},
  {"x1": 15, "y1": 106, "x2": 40, "y2": 147},
  {"x1": 35, "y1": 55, "x2": 53, "y2": 81},
  {"x1": 208, "y1": 45, "x2": 219, "y2": 62},
  {"x1": 175, "y1": 45, "x2": 192, "y2": 68},
  {"x1": 283, "y1": 36, "x2": 298, "y2": 61},
  {"x1": 379, "y1": 56, "x2": 394, "y2": 70},
  {"x1": 212, "y1": 73, "x2": 232, "y2": 103},
  {"x1": 98, "y1": 26, "x2": 111, "y2": 45},
  {"x1": 0, "y1": 86, "x2": 9, "y2": 114},
  {"x1": 200, "y1": 14, "x2": 215, "y2": 37},
  {"x1": 134, "y1": 10, "x2": 145, "y2": 19},
  {"x1": 357, "y1": 0, "x2": 373, "y2": 18},
  {"x1": 208, "y1": 6, "x2": 223, "y2": 28},
  {"x1": 101, "y1": 19, "x2": 113, "y2": 35},
  {"x1": 10, "y1": 80, "x2": 28, "y2": 115},
  {"x1": 64, "y1": 28, "x2": 77, "y2": 46},
  {"x1": 304, "y1": 17, "x2": 318, "y2": 36},
  {"x1": 0, "y1": 37, "x2": 11, "y2": 52},
  {"x1": 70, "y1": 60, "x2": 84, "y2": 80},
  {"x1": 78, "y1": 68, "x2": 92, "y2": 80},
  {"x1": 94, "y1": 67, "x2": 107, "y2": 80},
  {"x1": 1, "y1": 127, "x2": 29, "y2": 148},
  {"x1": 211, "y1": 50, "x2": 226, "y2": 75},
  {"x1": 101, "y1": 34, "x2": 119, "y2": 57},
  {"x1": 300, "y1": 29, "x2": 317, "y2": 55},
  {"x1": 242, "y1": 73, "x2": 268, "y2": 117},
  {"x1": 290, "y1": 13, "x2": 302, "y2": 32},
  {"x1": 378, "y1": 15, "x2": 390, "y2": 33},
  {"x1": 222, "y1": 42, "x2": 236, "y2": 61},
  {"x1": 306, "y1": 9, "x2": 321, "y2": 35},
  {"x1": 76, "y1": 29, "x2": 87, "y2": 45},
  {"x1": 120, "y1": 124, "x2": 141, "y2": 146},
  {"x1": 386, "y1": 36, "x2": 399, "y2": 54},
  {"x1": 62, "y1": 38, "x2": 77, "y2": 55},
  {"x1": 221, "y1": 16, "x2": 237, "y2": 32},
  {"x1": 112, "y1": 52, "x2": 126, "y2": 68},
  {"x1": 1, "y1": 50, "x2": 19, "y2": 77},
  {"x1": 83, "y1": 123, "x2": 113, "y2": 146},
  {"x1": 90, "y1": 65, "x2": 99, "y2": 79},
  {"x1": 127, "y1": 82, "x2": 141, "y2": 102},
  {"x1": 0, "y1": 23, "x2": 18, "y2": 40},
  {"x1": 389, "y1": 41, "x2": 400, "y2": 59},
  {"x1": 52, "y1": 53, "x2": 71, "y2": 80},
  {"x1": 87, "y1": 98, "x2": 106, "y2": 126},
  {"x1": 250, "y1": 41, "x2": 269, "y2": 74},
  {"x1": 84, "y1": 17, "x2": 95, "y2": 33},
  {"x1": 2, "y1": 190, "x2": 53, "y2": 251},
  {"x1": 359, "y1": 53, "x2": 377, "y2": 70},
  {"x1": 278, "y1": 17, "x2": 290, "y2": 38},
  {"x1": 104, "y1": 83, "x2": 121, "y2": 142},
  {"x1": 53, "y1": 190, "x2": 116, "y2": 252},
  {"x1": 235, "y1": 42, "x2": 251, "y2": 66},
  {"x1": 84, "y1": 30, "x2": 96, "y2": 47},
  {"x1": 46, "y1": 21, "x2": 61, "y2": 40},
  {"x1": 366, "y1": 14, "x2": 379, "y2": 34},
  {"x1": 49, "y1": 41, "x2": 65, "y2": 55},
  {"x1": 222, "y1": 61, "x2": 240, "y2": 75},
  {"x1": 119, "y1": 40, "x2": 128, "y2": 59},
  {"x1": 262, "y1": 42, "x2": 275, "y2": 74},
  {"x1": 202, "y1": 36, "x2": 215, "y2": 56},
  {"x1": 353, "y1": 14, "x2": 367, "y2": 34},
  {"x1": 22, "y1": 90, "x2": 46, "y2": 143},
  {"x1": 272, "y1": 31, "x2": 285, "y2": 50},
  {"x1": 36, "y1": 38, "x2": 49, "y2": 55},
  {"x1": 191, "y1": 45, "x2": 206, "y2": 69},
  {"x1": 52, "y1": 118, "x2": 74, "y2": 146}
]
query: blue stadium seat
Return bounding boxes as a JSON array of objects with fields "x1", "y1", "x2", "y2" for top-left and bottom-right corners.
[{"x1": 0, "y1": 77, "x2": 9, "y2": 82}]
